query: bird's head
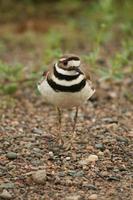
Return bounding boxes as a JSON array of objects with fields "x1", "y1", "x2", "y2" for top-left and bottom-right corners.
[{"x1": 58, "y1": 54, "x2": 81, "y2": 72}]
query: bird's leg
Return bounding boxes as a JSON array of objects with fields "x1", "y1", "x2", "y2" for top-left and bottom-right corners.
[
  {"x1": 56, "y1": 107, "x2": 63, "y2": 145},
  {"x1": 65, "y1": 107, "x2": 79, "y2": 150},
  {"x1": 71, "y1": 106, "x2": 78, "y2": 144},
  {"x1": 72, "y1": 106, "x2": 79, "y2": 133}
]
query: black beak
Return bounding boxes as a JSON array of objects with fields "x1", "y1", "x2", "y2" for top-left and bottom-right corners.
[{"x1": 75, "y1": 67, "x2": 81, "y2": 73}]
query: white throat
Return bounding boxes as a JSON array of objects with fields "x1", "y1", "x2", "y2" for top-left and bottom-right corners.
[{"x1": 55, "y1": 63, "x2": 79, "y2": 76}]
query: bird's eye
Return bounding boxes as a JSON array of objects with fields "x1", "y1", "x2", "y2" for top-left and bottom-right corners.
[{"x1": 63, "y1": 60, "x2": 67, "y2": 65}]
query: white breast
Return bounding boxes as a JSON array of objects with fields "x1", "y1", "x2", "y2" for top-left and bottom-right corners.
[
  {"x1": 38, "y1": 80, "x2": 95, "y2": 108},
  {"x1": 51, "y1": 74, "x2": 84, "y2": 86}
]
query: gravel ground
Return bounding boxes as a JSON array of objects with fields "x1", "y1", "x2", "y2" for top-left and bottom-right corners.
[{"x1": 0, "y1": 80, "x2": 133, "y2": 200}]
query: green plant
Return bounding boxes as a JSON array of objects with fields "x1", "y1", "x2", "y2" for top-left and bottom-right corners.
[
  {"x1": 83, "y1": 23, "x2": 107, "y2": 70},
  {"x1": 0, "y1": 61, "x2": 24, "y2": 94},
  {"x1": 98, "y1": 47, "x2": 132, "y2": 81},
  {"x1": 42, "y1": 29, "x2": 63, "y2": 65}
]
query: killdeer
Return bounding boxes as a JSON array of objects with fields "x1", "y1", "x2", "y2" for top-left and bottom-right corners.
[{"x1": 38, "y1": 54, "x2": 95, "y2": 147}]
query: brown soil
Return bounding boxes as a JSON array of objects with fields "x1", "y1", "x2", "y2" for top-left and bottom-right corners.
[{"x1": 0, "y1": 79, "x2": 133, "y2": 200}]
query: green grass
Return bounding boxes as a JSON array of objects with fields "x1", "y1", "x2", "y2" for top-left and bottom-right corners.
[
  {"x1": 0, "y1": 61, "x2": 39, "y2": 95},
  {"x1": 0, "y1": 0, "x2": 132, "y2": 96},
  {"x1": 0, "y1": 61, "x2": 24, "y2": 94}
]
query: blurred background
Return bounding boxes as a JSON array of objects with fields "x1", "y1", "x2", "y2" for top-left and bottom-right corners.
[{"x1": 0, "y1": 0, "x2": 132, "y2": 98}]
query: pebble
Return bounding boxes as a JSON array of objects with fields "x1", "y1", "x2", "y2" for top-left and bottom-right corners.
[
  {"x1": 88, "y1": 194, "x2": 98, "y2": 200},
  {"x1": 89, "y1": 154, "x2": 98, "y2": 162},
  {"x1": 101, "y1": 171, "x2": 108, "y2": 177},
  {"x1": 0, "y1": 183, "x2": 15, "y2": 189},
  {"x1": 3, "y1": 141, "x2": 10, "y2": 147},
  {"x1": 54, "y1": 176, "x2": 61, "y2": 184},
  {"x1": 98, "y1": 151, "x2": 104, "y2": 156},
  {"x1": 65, "y1": 157, "x2": 71, "y2": 161},
  {"x1": 32, "y1": 170, "x2": 47, "y2": 184},
  {"x1": 65, "y1": 179, "x2": 72, "y2": 186},
  {"x1": 116, "y1": 136, "x2": 128, "y2": 143},
  {"x1": 6, "y1": 152, "x2": 17, "y2": 160},
  {"x1": 65, "y1": 194, "x2": 81, "y2": 200},
  {"x1": 58, "y1": 172, "x2": 65, "y2": 177},
  {"x1": 108, "y1": 91, "x2": 117, "y2": 98},
  {"x1": 33, "y1": 148, "x2": 41, "y2": 152},
  {"x1": 82, "y1": 183, "x2": 97, "y2": 190},
  {"x1": 67, "y1": 170, "x2": 84, "y2": 177},
  {"x1": 0, "y1": 190, "x2": 12, "y2": 199},
  {"x1": 95, "y1": 143, "x2": 105, "y2": 151},
  {"x1": 79, "y1": 155, "x2": 98, "y2": 165},
  {"x1": 104, "y1": 149, "x2": 111, "y2": 157},
  {"x1": 48, "y1": 151, "x2": 54, "y2": 158},
  {"x1": 32, "y1": 128, "x2": 43, "y2": 135},
  {"x1": 107, "y1": 176, "x2": 120, "y2": 181},
  {"x1": 0, "y1": 172, "x2": 3, "y2": 177},
  {"x1": 102, "y1": 117, "x2": 117, "y2": 123}
]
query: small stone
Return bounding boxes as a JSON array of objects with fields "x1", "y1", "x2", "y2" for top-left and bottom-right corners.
[
  {"x1": 6, "y1": 152, "x2": 17, "y2": 160},
  {"x1": 107, "y1": 176, "x2": 120, "y2": 181},
  {"x1": 104, "y1": 149, "x2": 111, "y2": 157},
  {"x1": 0, "y1": 172, "x2": 3, "y2": 177},
  {"x1": 87, "y1": 155, "x2": 98, "y2": 162},
  {"x1": 98, "y1": 151, "x2": 104, "y2": 156},
  {"x1": 32, "y1": 128, "x2": 43, "y2": 134},
  {"x1": 116, "y1": 136, "x2": 128, "y2": 143},
  {"x1": 86, "y1": 145, "x2": 94, "y2": 151},
  {"x1": 65, "y1": 157, "x2": 71, "y2": 161},
  {"x1": 101, "y1": 171, "x2": 108, "y2": 177},
  {"x1": 108, "y1": 91, "x2": 117, "y2": 98},
  {"x1": 113, "y1": 168, "x2": 119, "y2": 172},
  {"x1": 48, "y1": 151, "x2": 54, "y2": 158},
  {"x1": 65, "y1": 194, "x2": 81, "y2": 200},
  {"x1": 32, "y1": 170, "x2": 47, "y2": 184},
  {"x1": 79, "y1": 155, "x2": 98, "y2": 165},
  {"x1": 95, "y1": 143, "x2": 105, "y2": 151},
  {"x1": 67, "y1": 170, "x2": 84, "y2": 177},
  {"x1": 82, "y1": 183, "x2": 97, "y2": 190},
  {"x1": 79, "y1": 159, "x2": 88, "y2": 165},
  {"x1": 102, "y1": 117, "x2": 117, "y2": 124},
  {"x1": 3, "y1": 141, "x2": 10, "y2": 147},
  {"x1": 33, "y1": 148, "x2": 41, "y2": 152},
  {"x1": 0, "y1": 183, "x2": 15, "y2": 189},
  {"x1": 119, "y1": 165, "x2": 126, "y2": 171},
  {"x1": 65, "y1": 179, "x2": 72, "y2": 186},
  {"x1": 89, "y1": 194, "x2": 98, "y2": 199},
  {"x1": 54, "y1": 176, "x2": 61, "y2": 184},
  {"x1": 0, "y1": 190, "x2": 12, "y2": 199},
  {"x1": 25, "y1": 142, "x2": 32, "y2": 148},
  {"x1": 58, "y1": 172, "x2": 65, "y2": 177}
]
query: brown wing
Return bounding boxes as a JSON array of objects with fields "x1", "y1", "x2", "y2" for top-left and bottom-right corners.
[
  {"x1": 80, "y1": 63, "x2": 96, "y2": 91},
  {"x1": 43, "y1": 61, "x2": 56, "y2": 79},
  {"x1": 80, "y1": 63, "x2": 91, "y2": 80}
]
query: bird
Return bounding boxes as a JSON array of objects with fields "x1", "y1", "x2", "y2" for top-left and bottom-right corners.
[{"x1": 37, "y1": 54, "x2": 95, "y2": 148}]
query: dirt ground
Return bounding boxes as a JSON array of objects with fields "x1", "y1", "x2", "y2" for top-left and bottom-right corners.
[{"x1": 0, "y1": 76, "x2": 133, "y2": 200}]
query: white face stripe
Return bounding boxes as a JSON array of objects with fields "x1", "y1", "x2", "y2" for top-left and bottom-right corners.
[
  {"x1": 68, "y1": 60, "x2": 80, "y2": 67},
  {"x1": 52, "y1": 73, "x2": 84, "y2": 86},
  {"x1": 55, "y1": 63, "x2": 78, "y2": 76},
  {"x1": 59, "y1": 58, "x2": 66, "y2": 61}
]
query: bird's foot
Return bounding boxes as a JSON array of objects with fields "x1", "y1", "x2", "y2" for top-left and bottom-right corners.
[
  {"x1": 57, "y1": 137, "x2": 64, "y2": 147},
  {"x1": 63, "y1": 130, "x2": 77, "y2": 150},
  {"x1": 63, "y1": 140, "x2": 76, "y2": 150}
]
